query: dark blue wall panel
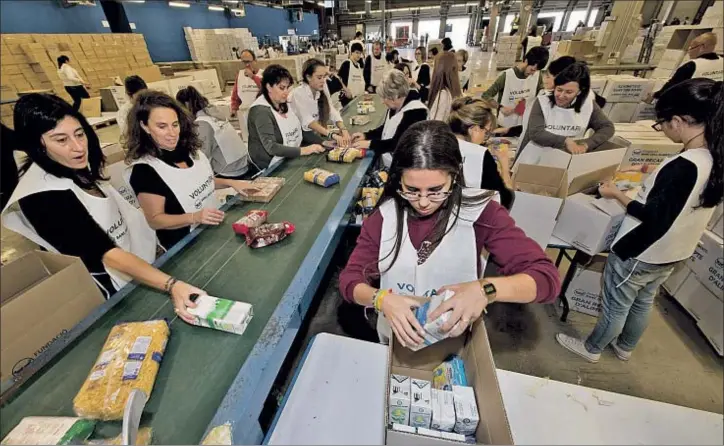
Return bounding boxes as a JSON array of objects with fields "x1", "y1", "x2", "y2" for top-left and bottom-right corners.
[{"x1": 0, "y1": 0, "x2": 109, "y2": 34}]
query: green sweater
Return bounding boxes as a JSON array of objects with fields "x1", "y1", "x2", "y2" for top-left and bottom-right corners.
[{"x1": 482, "y1": 66, "x2": 544, "y2": 105}]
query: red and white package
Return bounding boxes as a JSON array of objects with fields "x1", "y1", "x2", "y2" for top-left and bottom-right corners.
[
  {"x1": 244, "y1": 222, "x2": 296, "y2": 248},
  {"x1": 232, "y1": 210, "x2": 269, "y2": 235}
]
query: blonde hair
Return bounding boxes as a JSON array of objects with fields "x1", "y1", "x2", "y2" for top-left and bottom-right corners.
[
  {"x1": 378, "y1": 69, "x2": 410, "y2": 101},
  {"x1": 456, "y1": 49, "x2": 469, "y2": 65},
  {"x1": 448, "y1": 96, "x2": 497, "y2": 138}
]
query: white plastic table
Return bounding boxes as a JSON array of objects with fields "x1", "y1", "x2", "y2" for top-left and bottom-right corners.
[{"x1": 266, "y1": 333, "x2": 724, "y2": 445}]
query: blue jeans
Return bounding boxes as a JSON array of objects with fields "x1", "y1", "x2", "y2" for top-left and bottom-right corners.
[{"x1": 585, "y1": 253, "x2": 676, "y2": 354}]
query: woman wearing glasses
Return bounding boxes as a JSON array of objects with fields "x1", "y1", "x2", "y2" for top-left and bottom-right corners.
[
  {"x1": 448, "y1": 97, "x2": 514, "y2": 209},
  {"x1": 339, "y1": 121, "x2": 561, "y2": 347},
  {"x1": 557, "y1": 79, "x2": 724, "y2": 363}
]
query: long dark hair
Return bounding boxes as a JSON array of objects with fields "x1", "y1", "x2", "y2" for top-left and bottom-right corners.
[
  {"x1": 301, "y1": 58, "x2": 331, "y2": 125},
  {"x1": 260, "y1": 64, "x2": 294, "y2": 114},
  {"x1": 549, "y1": 62, "x2": 590, "y2": 113},
  {"x1": 124, "y1": 90, "x2": 201, "y2": 163},
  {"x1": 428, "y1": 52, "x2": 462, "y2": 112},
  {"x1": 656, "y1": 78, "x2": 724, "y2": 208},
  {"x1": 13, "y1": 93, "x2": 106, "y2": 187},
  {"x1": 376, "y1": 121, "x2": 495, "y2": 273},
  {"x1": 175, "y1": 85, "x2": 210, "y2": 116}
]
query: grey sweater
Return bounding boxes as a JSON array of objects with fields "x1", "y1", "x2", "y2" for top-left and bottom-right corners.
[
  {"x1": 196, "y1": 109, "x2": 248, "y2": 178},
  {"x1": 247, "y1": 105, "x2": 323, "y2": 169},
  {"x1": 517, "y1": 97, "x2": 615, "y2": 162}
]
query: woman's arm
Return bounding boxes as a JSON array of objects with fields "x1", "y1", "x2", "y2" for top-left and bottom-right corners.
[
  {"x1": 581, "y1": 103, "x2": 615, "y2": 151},
  {"x1": 249, "y1": 107, "x2": 303, "y2": 158},
  {"x1": 67, "y1": 65, "x2": 86, "y2": 84},
  {"x1": 136, "y1": 193, "x2": 196, "y2": 230},
  {"x1": 339, "y1": 210, "x2": 383, "y2": 302},
  {"x1": 338, "y1": 60, "x2": 350, "y2": 87}
]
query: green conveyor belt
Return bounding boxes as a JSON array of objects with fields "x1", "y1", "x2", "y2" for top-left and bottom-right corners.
[{"x1": 0, "y1": 95, "x2": 387, "y2": 444}]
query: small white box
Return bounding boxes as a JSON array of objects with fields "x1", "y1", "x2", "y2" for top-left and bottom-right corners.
[
  {"x1": 409, "y1": 379, "x2": 432, "y2": 429},
  {"x1": 553, "y1": 194, "x2": 627, "y2": 255},
  {"x1": 187, "y1": 295, "x2": 253, "y2": 335},
  {"x1": 389, "y1": 374, "x2": 411, "y2": 426},
  {"x1": 430, "y1": 389, "x2": 456, "y2": 432},
  {"x1": 663, "y1": 263, "x2": 691, "y2": 296},
  {"x1": 452, "y1": 385, "x2": 479, "y2": 436},
  {"x1": 687, "y1": 230, "x2": 724, "y2": 297}
]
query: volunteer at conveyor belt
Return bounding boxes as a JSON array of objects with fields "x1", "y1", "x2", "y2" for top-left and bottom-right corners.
[
  {"x1": 339, "y1": 121, "x2": 561, "y2": 348},
  {"x1": 247, "y1": 65, "x2": 326, "y2": 171},
  {"x1": 514, "y1": 62, "x2": 615, "y2": 166},
  {"x1": 1, "y1": 93, "x2": 204, "y2": 320},
  {"x1": 363, "y1": 41, "x2": 387, "y2": 94},
  {"x1": 557, "y1": 79, "x2": 724, "y2": 363},
  {"x1": 289, "y1": 58, "x2": 351, "y2": 147},
  {"x1": 652, "y1": 32, "x2": 723, "y2": 100},
  {"x1": 337, "y1": 42, "x2": 366, "y2": 108},
  {"x1": 124, "y1": 90, "x2": 258, "y2": 251}
]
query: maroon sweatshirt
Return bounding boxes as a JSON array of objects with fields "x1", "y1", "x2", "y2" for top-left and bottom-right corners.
[{"x1": 339, "y1": 200, "x2": 561, "y2": 303}]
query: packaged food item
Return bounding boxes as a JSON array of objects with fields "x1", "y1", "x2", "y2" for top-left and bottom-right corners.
[
  {"x1": 432, "y1": 355, "x2": 468, "y2": 390},
  {"x1": 304, "y1": 168, "x2": 340, "y2": 188},
  {"x1": 2, "y1": 417, "x2": 96, "y2": 445},
  {"x1": 245, "y1": 222, "x2": 295, "y2": 248},
  {"x1": 232, "y1": 210, "x2": 268, "y2": 235},
  {"x1": 201, "y1": 423, "x2": 233, "y2": 445},
  {"x1": 391, "y1": 423, "x2": 415, "y2": 434},
  {"x1": 411, "y1": 290, "x2": 461, "y2": 350},
  {"x1": 73, "y1": 320, "x2": 170, "y2": 420},
  {"x1": 409, "y1": 379, "x2": 432, "y2": 429},
  {"x1": 187, "y1": 294, "x2": 253, "y2": 335},
  {"x1": 350, "y1": 115, "x2": 370, "y2": 126},
  {"x1": 416, "y1": 427, "x2": 442, "y2": 438},
  {"x1": 87, "y1": 427, "x2": 153, "y2": 445},
  {"x1": 214, "y1": 187, "x2": 237, "y2": 205},
  {"x1": 440, "y1": 431, "x2": 467, "y2": 442},
  {"x1": 238, "y1": 177, "x2": 285, "y2": 203},
  {"x1": 327, "y1": 147, "x2": 361, "y2": 163},
  {"x1": 430, "y1": 388, "x2": 456, "y2": 432},
  {"x1": 452, "y1": 385, "x2": 480, "y2": 436},
  {"x1": 388, "y1": 374, "x2": 411, "y2": 425}
]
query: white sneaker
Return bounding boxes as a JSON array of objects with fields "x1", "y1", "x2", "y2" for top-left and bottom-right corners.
[
  {"x1": 611, "y1": 342, "x2": 632, "y2": 361},
  {"x1": 555, "y1": 333, "x2": 601, "y2": 363}
]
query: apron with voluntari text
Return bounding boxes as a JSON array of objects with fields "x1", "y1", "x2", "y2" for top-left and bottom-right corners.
[
  {"x1": 498, "y1": 68, "x2": 540, "y2": 128},
  {"x1": 195, "y1": 112, "x2": 249, "y2": 171},
  {"x1": 458, "y1": 138, "x2": 487, "y2": 188},
  {"x1": 348, "y1": 60, "x2": 366, "y2": 97},
  {"x1": 371, "y1": 54, "x2": 387, "y2": 87}
]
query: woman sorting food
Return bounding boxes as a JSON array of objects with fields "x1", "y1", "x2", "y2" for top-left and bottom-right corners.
[
  {"x1": 176, "y1": 86, "x2": 249, "y2": 179},
  {"x1": 448, "y1": 97, "x2": 514, "y2": 209},
  {"x1": 515, "y1": 62, "x2": 614, "y2": 166},
  {"x1": 340, "y1": 121, "x2": 561, "y2": 346},
  {"x1": 1, "y1": 93, "x2": 203, "y2": 321},
  {"x1": 289, "y1": 59, "x2": 351, "y2": 147},
  {"x1": 337, "y1": 42, "x2": 366, "y2": 108},
  {"x1": 125, "y1": 90, "x2": 257, "y2": 251},
  {"x1": 247, "y1": 64, "x2": 325, "y2": 170},
  {"x1": 557, "y1": 79, "x2": 723, "y2": 363}
]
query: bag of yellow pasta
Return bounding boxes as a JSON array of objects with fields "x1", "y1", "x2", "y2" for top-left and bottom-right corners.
[
  {"x1": 327, "y1": 148, "x2": 360, "y2": 163},
  {"x1": 73, "y1": 320, "x2": 170, "y2": 420}
]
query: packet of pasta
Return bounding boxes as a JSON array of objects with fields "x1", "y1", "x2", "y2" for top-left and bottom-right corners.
[
  {"x1": 304, "y1": 168, "x2": 340, "y2": 187},
  {"x1": 327, "y1": 148, "x2": 361, "y2": 163},
  {"x1": 73, "y1": 320, "x2": 170, "y2": 421}
]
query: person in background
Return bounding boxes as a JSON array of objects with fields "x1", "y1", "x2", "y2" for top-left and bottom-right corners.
[
  {"x1": 307, "y1": 44, "x2": 316, "y2": 56},
  {"x1": 669, "y1": 17, "x2": 681, "y2": 26},
  {"x1": 442, "y1": 37, "x2": 454, "y2": 52},
  {"x1": 653, "y1": 33, "x2": 723, "y2": 100},
  {"x1": 430, "y1": 47, "x2": 440, "y2": 58},
  {"x1": 125, "y1": 91, "x2": 256, "y2": 250},
  {"x1": 247, "y1": 65, "x2": 325, "y2": 171},
  {"x1": 521, "y1": 26, "x2": 539, "y2": 57},
  {"x1": 57, "y1": 55, "x2": 90, "y2": 112},
  {"x1": 231, "y1": 47, "x2": 241, "y2": 60},
  {"x1": 395, "y1": 63, "x2": 420, "y2": 95},
  {"x1": 230, "y1": 49, "x2": 263, "y2": 142},
  {"x1": 351, "y1": 69, "x2": 427, "y2": 163},
  {"x1": 290, "y1": 59, "x2": 351, "y2": 147},
  {"x1": 364, "y1": 41, "x2": 387, "y2": 93},
  {"x1": 412, "y1": 46, "x2": 431, "y2": 103},
  {"x1": 176, "y1": 86, "x2": 248, "y2": 179},
  {"x1": 2, "y1": 93, "x2": 204, "y2": 320},
  {"x1": 338, "y1": 42, "x2": 366, "y2": 107},
  {"x1": 557, "y1": 79, "x2": 723, "y2": 363},
  {"x1": 117, "y1": 75, "x2": 147, "y2": 138},
  {"x1": 483, "y1": 46, "x2": 549, "y2": 129},
  {"x1": 516, "y1": 62, "x2": 614, "y2": 165},
  {"x1": 1, "y1": 124, "x2": 21, "y2": 210},
  {"x1": 350, "y1": 31, "x2": 365, "y2": 57},
  {"x1": 428, "y1": 52, "x2": 463, "y2": 122},
  {"x1": 387, "y1": 49, "x2": 400, "y2": 66},
  {"x1": 456, "y1": 49, "x2": 471, "y2": 92},
  {"x1": 448, "y1": 97, "x2": 514, "y2": 209},
  {"x1": 339, "y1": 121, "x2": 560, "y2": 346},
  {"x1": 683, "y1": 16, "x2": 690, "y2": 25}
]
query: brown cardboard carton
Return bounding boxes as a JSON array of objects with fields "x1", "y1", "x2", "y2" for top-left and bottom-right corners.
[
  {"x1": 512, "y1": 164, "x2": 568, "y2": 199},
  {"x1": 80, "y1": 96, "x2": 102, "y2": 118},
  {"x1": 385, "y1": 324, "x2": 513, "y2": 445},
  {"x1": 0, "y1": 251, "x2": 105, "y2": 381}
]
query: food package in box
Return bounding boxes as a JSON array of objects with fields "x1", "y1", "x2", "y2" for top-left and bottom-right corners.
[
  {"x1": 410, "y1": 290, "x2": 462, "y2": 351},
  {"x1": 1, "y1": 417, "x2": 96, "y2": 445},
  {"x1": 238, "y1": 176, "x2": 285, "y2": 203},
  {"x1": 73, "y1": 320, "x2": 170, "y2": 421}
]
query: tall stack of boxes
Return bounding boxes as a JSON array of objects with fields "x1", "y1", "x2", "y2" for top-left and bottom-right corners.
[
  {"x1": 184, "y1": 27, "x2": 259, "y2": 62},
  {"x1": 700, "y1": 4, "x2": 724, "y2": 53},
  {"x1": 496, "y1": 34, "x2": 519, "y2": 67},
  {"x1": 649, "y1": 25, "x2": 716, "y2": 79},
  {"x1": 599, "y1": 75, "x2": 655, "y2": 123}
]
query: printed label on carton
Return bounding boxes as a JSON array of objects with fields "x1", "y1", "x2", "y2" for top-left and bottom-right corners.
[
  {"x1": 389, "y1": 374, "x2": 411, "y2": 425},
  {"x1": 391, "y1": 423, "x2": 416, "y2": 434},
  {"x1": 452, "y1": 386, "x2": 480, "y2": 436},
  {"x1": 416, "y1": 427, "x2": 442, "y2": 438},
  {"x1": 432, "y1": 356, "x2": 468, "y2": 390},
  {"x1": 431, "y1": 389, "x2": 456, "y2": 432},
  {"x1": 410, "y1": 379, "x2": 432, "y2": 429}
]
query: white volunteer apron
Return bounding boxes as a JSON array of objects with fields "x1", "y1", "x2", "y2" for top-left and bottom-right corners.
[
  {"x1": 457, "y1": 139, "x2": 487, "y2": 188},
  {"x1": 613, "y1": 148, "x2": 715, "y2": 264},
  {"x1": 370, "y1": 54, "x2": 387, "y2": 87},
  {"x1": 125, "y1": 151, "x2": 220, "y2": 232},
  {"x1": 2, "y1": 163, "x2": 157, "y2": 297},
  {"x1": 347, "y1": 60, "x2": 365, "y2": 97},
  {"x1": 337, "y1": 44, "x2": 346, "y2": 54},
  {"x1": 106, "y1": 159, "x2": 141, "y2": 209},
  {"x1": 518, "y1": 88, "x2": 551, "y2": 144},
  {"x1": 251, "y1": 95, "x2": 304, "y2": 166},
  {"x1": 515, "y1": 93, "x2": 593, "y2": 167},
  {"x1": 459, "y1": 67, "x2": 471, "y2": 91},
  {"x1": 381, "y1": 99, "x2": 428, "y2": 168},
  {"x1": 692, "y1": 57, "x2": 724, "y2": 80},
  {"x1": 236, "y1": 69, "x2": 262, "y2": 142},
  {"x1": 195, "y1": 112, "x2": 249, "y2": 170},
  {"x1": 376, "y1": 190, "x2": 491, "y2": 343},
  {"x1": 498, "y1": 68, "x2": 540, "y2": 128}
]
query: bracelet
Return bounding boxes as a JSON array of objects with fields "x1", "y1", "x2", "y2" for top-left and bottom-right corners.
[
  {"x1": 164, "y1": 277, "x2": 179, "y2": 295},
  {"x1": 373, "y1": 289, "x2": 390, "y2": 312}
]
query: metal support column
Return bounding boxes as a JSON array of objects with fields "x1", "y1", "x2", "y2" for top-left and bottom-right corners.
[
  {"x1": 412, "y1": 10, "x2": 420, "y2": 48},
  {"x1": 439, "y1": 1, "x2": 450, "y2": 40},
  {"x1": 584, "y1": 0, "x2": 594, "y2": 25},
  {"x1": 487, "y1": 1, "x2": 500, "y2": 51},
  {"x1": 560, "y1": 0, "x2": 578, "y2": 32},
  {"x1": 380, "y1": 0, "x2": 386, "y2": 40}
]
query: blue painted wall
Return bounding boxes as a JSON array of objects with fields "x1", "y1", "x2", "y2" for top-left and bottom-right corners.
[
  {"x1": 228, "y1": 4, "x2": 319, "y2": 42},
  {"x1": 0, "y1": 0, "x2": 109, "y2": 34}
]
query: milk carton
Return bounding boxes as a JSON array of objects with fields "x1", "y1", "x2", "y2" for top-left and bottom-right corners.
[
  {"x1": 389, "y1": 375, "x2": 411, "y2": 425},
  {"x1": 412, "y1": 290, "x2": 461, "y2": 350},
  {"x1": 432, "y1": 355, "x2": 468, "y2": 390},
  {"x1": 416, "y1": 427, "x2": 442, "y2": 438},
  {"x1": 409, "y1": 379, "x2": 432, "y2": 429},
  {"x1": 430, "y1": 389, "x2": 456, "y2": 432},
  {"x1": 187, "y1": 295, "x2": 253, "y2": 335},
  {"x1": 453, "y1": 386, "x2": 480, "y2": 435}
]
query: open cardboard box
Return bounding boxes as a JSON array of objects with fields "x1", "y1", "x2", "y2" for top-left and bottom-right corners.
[{"x1": 385, "y1": 326, "x2": 513, "y2": 445}]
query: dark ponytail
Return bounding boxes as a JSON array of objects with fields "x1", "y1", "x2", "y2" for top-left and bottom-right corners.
[
  {"x1": 656, "y1": 79, "x2": 723, "y2": 208},
  {"x1": 301, "y1": 58, "x2": 331, "y2": 125}
]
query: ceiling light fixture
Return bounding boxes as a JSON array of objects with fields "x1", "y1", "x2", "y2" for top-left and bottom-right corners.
[
  {"x1": 208, "y1": 5, "x2": 225, "y2": 11},
  {"x1": 168, "y1": 1, "x2": 191, "y2": 7}
]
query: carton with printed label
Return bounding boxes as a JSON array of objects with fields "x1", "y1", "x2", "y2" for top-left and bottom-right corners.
[
  {"x1": 552, "y1": 193, "x2": 627, "y2": 256},
  {"x1": 565, "y1": 254, "x2": 607, "y2": 316},
  {"x1": 389, "y1": 375, "x2": 411, "y2": 426},
  {"x1": 409, "y1": 379, "x2": 432, "y2": 429},
  {"x1": 687, "y1": 230, "x2": 724, "y2": 297}
]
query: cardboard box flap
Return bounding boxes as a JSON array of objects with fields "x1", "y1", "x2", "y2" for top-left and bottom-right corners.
[
  {"x1": 0, "y1": 253, "x2": 51, "y2": 304},
  {"x1": 591, "y1": 197, "x2": 627, "y2": 216},
  {"x1": 567, "y1": 148, "x2": 627, "y2": 183},
  {"x1": 512, "y1": 164, "x2": 568, "y2": 199},
  {"x1": 568, "y1": 164, "x2": 619, "y2": 196}
]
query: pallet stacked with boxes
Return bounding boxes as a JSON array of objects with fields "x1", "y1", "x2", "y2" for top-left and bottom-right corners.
[
  {"x1": 184, "y1": 27, "x2": 259, "y2": 62},
  {"x1": 649, "y1": 25, "x2": 716, "y2": 79},
  {"x1": 599, "y1": 76, "x2": 655, "y2": 123},
  {"x1": 663, "y1": 204, "x2": 724, "y2": 356},
  {"x1": 700, "y1": 4, "x2": 724, "y2": 53},
  {"x1": 496, "y1": 34, "x2": 519, "y2": 67}
]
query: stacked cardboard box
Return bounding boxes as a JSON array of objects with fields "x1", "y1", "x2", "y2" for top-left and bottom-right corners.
[
  {"x1": 496, "y1": 34, "x2": 519, "y2": 66},
  {"x1": 599, "y1": 75, "x2": 655, "y2": 123},
  {"x1": 255, "y1": 54, "x2": 313, "y2": 83},
  {"x1": 184, "y1": 27, "x2": 259, "y2": 62}
]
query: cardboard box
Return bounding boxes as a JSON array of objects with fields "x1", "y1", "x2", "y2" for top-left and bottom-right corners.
[
  {"x1": 565, "y1": 254, "x2": 607, "y2": 316},
  {"x1": 590, "y1": 76, "x2": 608, "y2": 95},
  {"x1": 657, "y1": 49, "x2": 686, "y2": 70},
  {"x1": 708, "y1": 204, "x2": 724, "y2": 238},
  {"x1": 631, "y1": 102, "x2": 656, "y2": 121},
  {"x1": 674, "y1": 273, "x2": 723, "y2": 355},
  {"x1": 601, "y1": 76, "x2": 654, "y2": 103},
  {"x1": 385, "y1": 326, "x2": 513, "y2": 445},
  {"x1": 603, "y1": 102, "x2": 638, "y2": 123},
  {"x1": 687, "y1": 230, "x2": 724, "y2": 297},
  {"x1": 79, "y1": 96, "x2": 101, "y2": 118},
  {"x1": 552, "y1": 193, "x2": 627, "y2": 255},
  {"x1": 512, "y1": 164, "x2": 568, "y2": 199},
  {"x1": 663, "y1": 262, "x2": 691, "y2": 296},
  {"x1": 509, "y1": 191, "x2": 563, "y2": 250},
  {"x1": 0, "y1": 251, "x2": 105, "y2": 381},
  {"x1": 615, "y1": 137, "x2": 682, "y2": 181}
]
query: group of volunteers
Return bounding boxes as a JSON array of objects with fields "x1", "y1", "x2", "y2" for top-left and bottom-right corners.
[{"x1": 2, "y1": 35, "x2": 722, "y2": 363}]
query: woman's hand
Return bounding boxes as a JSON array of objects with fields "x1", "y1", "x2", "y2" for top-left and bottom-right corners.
[
  {"x1": 598, "y1": 180, "x2": 620, "y2": 199},
  {"x1": 367, "y1": 86, "x2": 375, "y2": 93},
  {"x1": 231, "y1": 181, "x2": 260, "y2": 198},
  {"x1": 193, "y1": 208, "x2": 225, "y2": 226},
  {"x1": 565, "y1": 138, "x2": 587, "y2": 155},
  {"x1": 170, "y1": 281, "x2": 202, "y2": 324},
  {"x1": 350, "y1": 132, "x2": 365, "y2": 143},
  {"x1": 380, "y1": 293, "x2": 426, "y2": 348},
  {"x1": 343, "y1": 87, "x2": 353, "y2": 99},
  {"x1": 500, "y1": 106, "x2": 515, "y2": 116},
  {"x1": 428, "y1": 281, "x2": 489, "y2": 337},
  {"x1": 333, "y1": 131, "x2": 351, "y2": 148},
  {"x1": 352, "y1": 139, "x2": 371, "y2": 149},
  {"x1": 301, "y1": 144, "x2": 325, "y2": 156}
]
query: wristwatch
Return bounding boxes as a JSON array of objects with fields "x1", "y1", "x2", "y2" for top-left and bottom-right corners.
[{"x1": 479, "y1": 280, "x2": 497, "y2": 304}]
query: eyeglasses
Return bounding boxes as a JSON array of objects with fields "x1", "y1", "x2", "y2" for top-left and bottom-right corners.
[
  {"x1": 397, "y1": 188, "x2": 453, "y2": 202},
  {"x1": 651, "y1": 120, "x2": 665, "y2": 132},
  {"x1": 688, "y1": 43, "x2": 703, "y2": 52},
  {"x1": 241, "y1": 59, "x2": 254, "y2": 65}
]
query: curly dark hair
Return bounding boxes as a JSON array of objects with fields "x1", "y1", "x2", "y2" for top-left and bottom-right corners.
[
  {"x1": 260, "y1": 64, "x2": 294, "y2": 114},
  {"x1": 124, "y1": 90, "x2": 201, "y2": 163},
  {"x1": 175, "y1": 85, "x2": 209, "y2": 117}
]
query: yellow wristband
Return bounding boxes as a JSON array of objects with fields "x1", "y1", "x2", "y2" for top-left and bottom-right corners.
[{"x1": 373, "y1": 289, "x2": 389, "y2": 312}]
